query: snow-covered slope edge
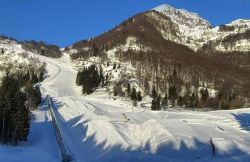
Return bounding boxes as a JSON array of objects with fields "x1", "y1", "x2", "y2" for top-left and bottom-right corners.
[
  {"x1": 0, "y1": 38, "x2": 61, "y2": 162},
  {"x1": 0, "y1": 38, "x2": 45, "y2": 81}
]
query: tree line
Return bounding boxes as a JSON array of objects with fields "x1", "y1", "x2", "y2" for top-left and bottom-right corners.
[
  {"x1": 76, "y1": 64, "x2": 106, "y2": 94},
  {"x1": 0, "y1": 70, "x2": 42, "y2": 146},
  {"x1": 22, "y1": 40, "x2": 62, "y2": 58},
  {"x1": 114, "y1": 82, "x2": 143, "y2": 104},
  {"x1": 151, "y1": 69, "x2": 244, "y2": 111}
]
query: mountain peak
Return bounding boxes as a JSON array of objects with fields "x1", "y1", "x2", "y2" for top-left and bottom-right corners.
[
  {"x1": 153, "y1": 4, "x2": 211, "y2": 28},
  {"x1": 153, "y1": 4, "x2": 175, "y2": 12}
]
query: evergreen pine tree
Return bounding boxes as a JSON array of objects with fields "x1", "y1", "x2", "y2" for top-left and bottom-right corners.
[
  {"x1": 31, "y1": 71, "x2": 38, "y2": 84},
  {"x1": 189, "y1": 92, "x2": 198, "y2": 108},
  {"x1": 38, "y1": 71, "x2": 44, "y2": 82},
  {"x1": 130, "y1": 87, "x2": 137, "y2": 100},
  {"x1": 177, "y1": 96, "x2": 184, "y2": 107},
  {"x1": 173, "y1": 69, "x2": 177, "y2": 83},
  {"x1": 77, "y1": 64, "x2": 102, "y2": 94},
  {"x1": 151, "y1": 96, "x2": 161, "y2": 111},
  {"x1": 162, "y1": 93, "x2": 168, "y2": 108},
  {"x1": 113, "y1": 63, "x2": 116, "y2": 70},
  {"x1": 151, "y1": 99, "x2": 157, "y2": 111},
  {"x1": 152, "y1": 86, "x2": 157, "y2": 99},
  {"x1": 156, "y1": 96, "x2": 162, "y2": 110},
  {"x1": 137, "y1": 91, "x2": 142, "y2": 101},
  {"x1": 33, "y1": 86, "x2": 42, "y2": 107},
  {"x1": 114, "y1": 89, "x2": 118, "y2": 96},
  {"x1": 169, "y1": 85, "x2": 178, "y2": 102},
  {"x1": 99, "y1": 66, "x2": 105, "y2": 86},
  {"x1": 127, "y1": 83, "x2": 131, "y2": 96},
  {"x1": 201, "y1": 88, "x2": 209, "y2": 102},
  {"x1": 105, "y1": 73, "x2": 109, "y2": 85},
  {"x1": 0, "y1": 72, "x2": 30, "y2": 145}
]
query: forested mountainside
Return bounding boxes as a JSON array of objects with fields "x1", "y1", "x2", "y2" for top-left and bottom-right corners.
[
  {"x1": 21, "y1": 40, "x2": 62, "y2": 58},
  {"x1": 0, "y1": 35, "x2": 62, "y2": 58},
  {"x1": 66, "y1": 6, "x2": 250, "y2": 109}
]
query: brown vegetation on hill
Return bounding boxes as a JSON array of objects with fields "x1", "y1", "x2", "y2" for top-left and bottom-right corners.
[
  {"x1": 22, "y1": 40, "x2": 62, "y2": 58},
  {"x1": 68, "y1": 10, "x2": 250, "y2": 109}
]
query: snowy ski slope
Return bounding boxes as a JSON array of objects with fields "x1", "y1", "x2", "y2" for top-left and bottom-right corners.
[
  {"x1": 0, "y1": 42, "x2": 250, "y2": 162},
  {"x1": 37, "y1": 53, "x2": 250, "y2": 162}
]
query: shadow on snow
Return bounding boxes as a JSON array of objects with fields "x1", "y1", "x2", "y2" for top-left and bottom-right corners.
[
  {"x1": 231, "y1": 113, "x2": 250, "y2": 132},
  {"x1": 49, "y1": 97, "x2": 250, "y2": 162}
]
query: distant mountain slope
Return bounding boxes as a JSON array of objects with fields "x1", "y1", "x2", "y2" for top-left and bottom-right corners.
[
  {"x1": 0, "y1": 35, "x2": 62, "y2": 58},
  {"x1": 66, "y1": 4, "x2": 250, "y2": 108},
  {"x1": 21, "y1": 40, "x2": 62, "y2": 58},
  {"x1": 153, "y1": 5, "x2": 250, "y2": 53},
  {"x1": 0, "y1": 37, "x2": 46, "y2": 80}
]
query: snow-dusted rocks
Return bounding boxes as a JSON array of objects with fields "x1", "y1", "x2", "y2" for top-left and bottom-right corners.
[
  {"x1": 153, "y1": 4, "x2": 211, "y2": 28},
  {"x1": 152, "y1": 4, "x2": 250, "y2": 53}
]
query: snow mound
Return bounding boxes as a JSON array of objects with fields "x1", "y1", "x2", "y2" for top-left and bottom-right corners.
[
  {"x1": 125, "y1": 119, "x2": 174, "y2": 153},
  {"x1": 84, "y1": 119, "x2": 129, "y2": 149}
]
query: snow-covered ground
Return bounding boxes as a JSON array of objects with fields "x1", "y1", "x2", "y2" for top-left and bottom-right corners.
[
  {"x1": 1, "y1": 43, "x2": 250, "y2": 162},
  {"x1": 0, "y1": 101, "x2": 60, "y2": 162},
  {"x1": 0, "y1": 42, "x2": 43, "y2": 80},
  {"x1": 38, "y1": 53, "x2": 250, "y2": 162},
  {"x1": 0, "y1": 42, "x2": 60, "y2": 162}
]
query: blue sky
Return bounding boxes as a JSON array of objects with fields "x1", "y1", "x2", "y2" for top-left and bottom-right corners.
[{"x1": 0, "y1": 0, "x2": 249, "y2": 47}]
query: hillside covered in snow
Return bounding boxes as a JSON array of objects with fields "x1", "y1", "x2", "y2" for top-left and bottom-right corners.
[
  {"x1": 66, "y1": 4, "x2": 250, "y2": 110},
  {"x1": 0, "y1": 3, "x2": 250, "y2": 162},
  {"x1": 1, "y1": 39, "x2": 250, "y2": 162},
  {"x1": 0, "y1": 36, "x2": 45, "y2": 81}
]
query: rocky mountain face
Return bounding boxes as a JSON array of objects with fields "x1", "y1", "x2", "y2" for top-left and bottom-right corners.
[
  {"x1": 65, "y1": 4, "x2": 250, "y2": 109},
  {"x1": 67, "y1": 4, "x2": 250, "y2": 55},
  {"x1": 153, "y1": 4, "x2": 250, "y2": 53}
]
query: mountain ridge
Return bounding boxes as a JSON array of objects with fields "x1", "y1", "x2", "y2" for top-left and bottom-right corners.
[
  {"x1": 153, "y1": 4, "x2": 211, "y2": 28},
  {"x1": 64, "y1": 4, "x2": 250, "y2": 109},
  {"x1": 151, "y1": 4, "x2": 250, "y2": 52},
  {"x1": 1, "y1": 4, "x2": 250, "y2": 108},
  {"x1": 67, "y1": 4, "x2": 250, "y2": 53}
]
